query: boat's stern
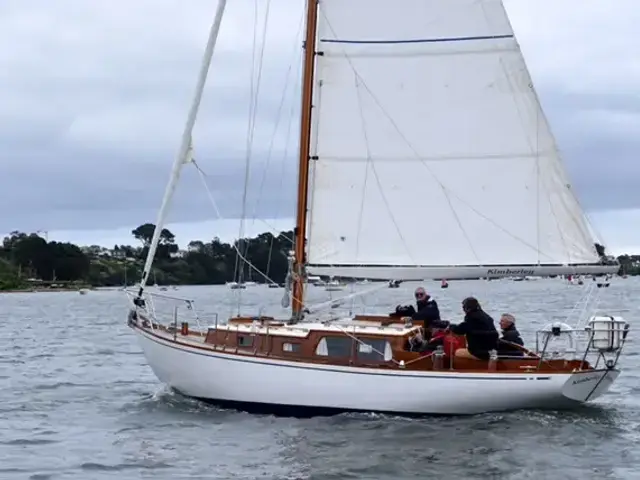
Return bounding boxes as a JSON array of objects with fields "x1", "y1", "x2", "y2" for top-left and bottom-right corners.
[
  {"x1": 541, "y1": 315, "x2": 629, "y2": 404},
  {"x1": 561, "y1": 368, "x2": 620, "y2": 402}
]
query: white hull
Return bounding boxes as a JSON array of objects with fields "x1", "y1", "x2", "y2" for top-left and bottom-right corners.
[{"x1": 133, "y1": 326, "x2": 619, "y2": 415}]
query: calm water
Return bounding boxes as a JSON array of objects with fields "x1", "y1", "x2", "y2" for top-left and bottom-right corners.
[{"x1": 2, "y1": 279, "x2": 639, "y2": 479}]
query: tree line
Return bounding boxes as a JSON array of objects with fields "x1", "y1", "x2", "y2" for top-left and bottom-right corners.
[
  {"x1": 0, "y1": 223, "x2": 293, "y2": 290},
  {"x1": 0, "y1": 225, "x2": 638, "y2": 290}
]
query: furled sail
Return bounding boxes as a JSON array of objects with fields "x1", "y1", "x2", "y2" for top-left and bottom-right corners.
[{"x1": 305, "y1": 0, "x2": 615, "y2": 280}]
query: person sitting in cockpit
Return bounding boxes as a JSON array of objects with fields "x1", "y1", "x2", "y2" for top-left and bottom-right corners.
[
  {"x1": 393, "y1": 287, "x2": 449, "y2": 330},
  {"x1": 448, "y1": 297, "x2": 499, "y2": 360},
  {"x1": 497, "y1": 313, "x2": 525, "y2": 356},
  {"x1": 411, "y1": 287, "x2": 446, "y2": 327}
]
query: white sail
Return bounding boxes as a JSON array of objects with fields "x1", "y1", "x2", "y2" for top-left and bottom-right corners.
[{"x1": 304, "y1": 0, "x2": 611, "y2": 280}]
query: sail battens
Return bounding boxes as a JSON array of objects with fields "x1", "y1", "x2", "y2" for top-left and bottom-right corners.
[{"x1": 319, "y1": 34, "x2": 514, "y2": 45}]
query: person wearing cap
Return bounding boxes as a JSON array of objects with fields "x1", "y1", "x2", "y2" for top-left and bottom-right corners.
[{"x1": 449, "y1": 296, "x2": 499, "y2": 360}]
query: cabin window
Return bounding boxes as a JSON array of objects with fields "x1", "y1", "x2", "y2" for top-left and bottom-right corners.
[
  {"x1": 283, "y1": 342, "x2": 300, "y2": 353},
  {"x1": 238, "y1": 335, "x2": 253, "y2": 347},
  {"x1": 357, "y1": 338, "x2": 392, "y2": 362},
  {"x1": 315, "y1": 336, "x2": 353, "y2": 357}
]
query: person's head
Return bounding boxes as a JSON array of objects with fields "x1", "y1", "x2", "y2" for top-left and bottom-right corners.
[
  {"x1": 414, "y1": 287, "x2": 429, "y2": 303},
  {"x1": 500, "y1": 313, "x2": 515, "y2": 329},
  {"x1": 461, "y1": 296, "x2": 480, "y2": 314}
]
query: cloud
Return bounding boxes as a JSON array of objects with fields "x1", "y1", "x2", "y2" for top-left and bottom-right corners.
[
  {"x1": 588, "y1": 208, "x2": 640, "y2": 255},
  {"x1": 0, "y1": 0, "x2": 304, "y2": 232},
  {"x1": 504, "y1": 0, "x2": 640, "y2": 212},
  {"x1": 0, "y1": 0, "x2": 638, "y2": 253}
]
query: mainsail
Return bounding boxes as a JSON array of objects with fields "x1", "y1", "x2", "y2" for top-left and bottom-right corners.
[{"x1": 304, "y1": 0, "x2": 614, "y2": 280}]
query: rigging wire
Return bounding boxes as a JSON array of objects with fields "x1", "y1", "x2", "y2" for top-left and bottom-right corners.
[
  {"x1": 352, "y1": 74, "x2": 415, "y2": 267},
  {"x1": 233, "y1": 0, "x2": 257, "y2": 284},
  {"x1": 493, "y1": 1, "x2": 603, "y2": 261},
  {"x1": 318, "y1": 9, "x2": 588, "y2": 266},
  {"x1": 236, "y1": 11, "x2": 304, "y2": 284},
  {"x1": 318, "y1": 14, "x2": 481, "y2": 267},
  {"x1": 233, "y1": 0, "x2": 273, "y2": 314},
  {"x1": 248, "y1": 12, "x2": 304, "y2": 283},
  {"x1": 193, "y1": 161, "x2": 283, "y2": 288},
  {"x1": 192, "y1": 158, "x2": 388, "y2": 319},
  {"x1": 265, "y1": 90, "x2": 301, "y2": 282},
  {"x1": 192, "y1": 160, "x2": 315, "y2": 312},
  {"x1": 233, "y1": 0, "x2": 266, "y2": 286}
]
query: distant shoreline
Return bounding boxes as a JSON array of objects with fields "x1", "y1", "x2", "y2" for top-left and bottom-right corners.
[{"x1": 0, "y1": 287, "x2": 90, "y2": 293}]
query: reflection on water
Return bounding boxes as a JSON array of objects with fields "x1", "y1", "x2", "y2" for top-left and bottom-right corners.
[{"x1": 1, "y1": 278, "x2": 638, "y2": 479}]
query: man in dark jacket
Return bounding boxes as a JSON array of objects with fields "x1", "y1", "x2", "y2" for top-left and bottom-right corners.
[
  {"x1": 395, "y1": 287, "x2": 449, "y2": 350},
  {"x1": 497, "y1": 313, "x2": 525, "y2": 356},
  {"x1": 411, "y1": 287, "x2": 449, "y2": 330},
  {"x1": 449, "y1": 297, "x2": 499, "y2": 360}
]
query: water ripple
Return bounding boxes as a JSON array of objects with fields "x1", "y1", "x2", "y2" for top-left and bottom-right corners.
[{"x1": 1, "y1": 281, "x2": 638, "y2": 479}]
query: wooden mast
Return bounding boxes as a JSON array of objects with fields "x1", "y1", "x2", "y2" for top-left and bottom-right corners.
[{"x1": 292, "y1": 0, "x2": 319, "y2": 321}]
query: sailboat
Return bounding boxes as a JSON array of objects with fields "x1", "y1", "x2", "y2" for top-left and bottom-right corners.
[
  {"x1": 325, "y1": 277, "x2": 345, "y2": 292},
  {"x1": 126, "y1": 0, "x2": 629, "y2": 415}
]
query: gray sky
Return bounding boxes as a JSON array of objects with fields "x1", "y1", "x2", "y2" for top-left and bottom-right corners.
[{"x1": 0, "y1": 0, "x2": 638, "y2": 251}]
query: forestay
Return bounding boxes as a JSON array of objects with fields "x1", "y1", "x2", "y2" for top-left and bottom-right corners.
[{"x1": 304, "y1": 0, "x2": 611, "y2": 280}]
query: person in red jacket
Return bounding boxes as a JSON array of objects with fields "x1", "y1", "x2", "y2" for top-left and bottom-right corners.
[{"x1": 424, "y1": 329, "x2": 465, "y2": 357}]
